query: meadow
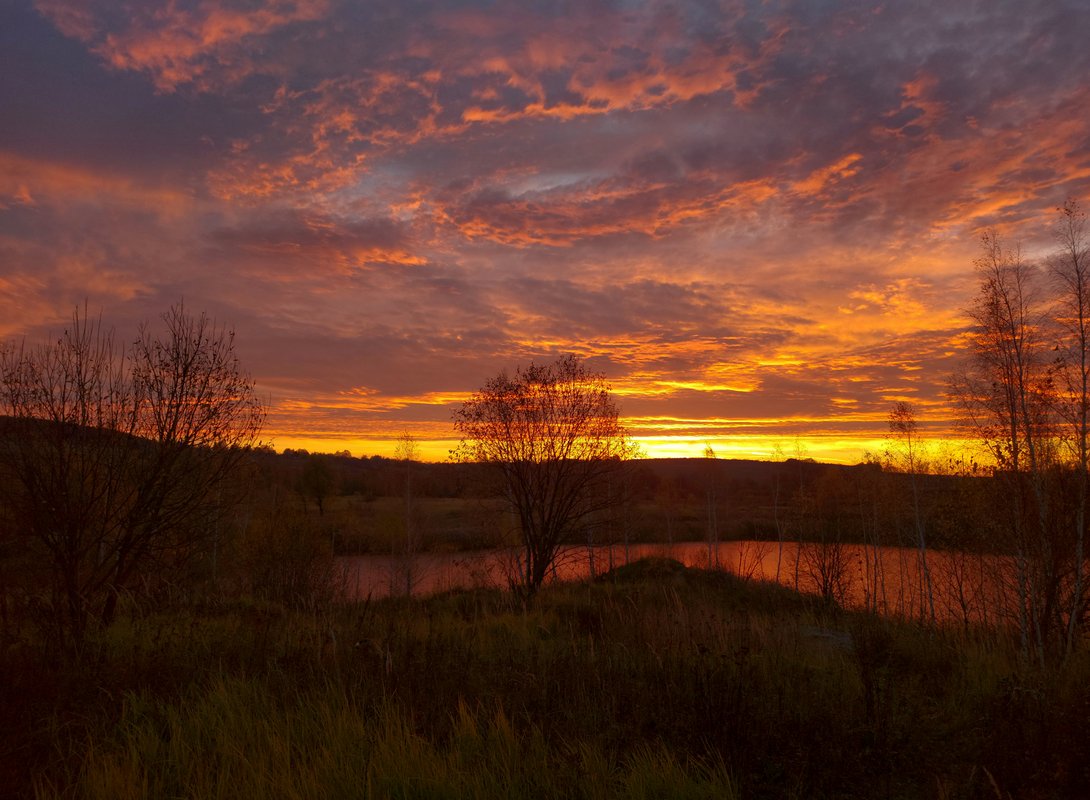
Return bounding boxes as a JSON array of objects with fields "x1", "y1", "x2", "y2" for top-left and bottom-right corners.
[{"x1": 6, "y1": 556, "x2": 1090, "y2": 799}]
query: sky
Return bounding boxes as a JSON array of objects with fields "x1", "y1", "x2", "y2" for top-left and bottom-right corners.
[{"x1": 3, "y1": 0, "x2": 1090, "y2": 463}]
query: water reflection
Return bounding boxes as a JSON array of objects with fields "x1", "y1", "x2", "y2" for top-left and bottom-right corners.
[{"x1": 338, "y1": 541, "x2": 1012, "y2": 625}]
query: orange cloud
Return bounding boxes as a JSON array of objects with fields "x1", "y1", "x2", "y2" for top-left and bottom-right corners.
[
  {"x1": 276, "y1": 388, "x2": 473, "y2": 415},
  {"x1": 37, "y1": 0, "x2": 331, "y2": 92},
  {"x1": 435, "y1": 176, "x2": 780, "y2": 246},
  {"x1": 0, "y1": 151, "x2": 193, "y2": 213},
  {"x1": 791, "y1": 153, "x2": 864, "y2": 197}
]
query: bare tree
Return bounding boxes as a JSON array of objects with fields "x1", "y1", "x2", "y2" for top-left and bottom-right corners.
[
  {"x1": 953, "y1": 231, "x2": 1057, "y2": 663},
  {"x1": 393, "y1": 432, "x2": 419, "y2": 596},
  {"x1": 452, "y1": 354, "x2": 638, "y2": 596},
  {"x1": 854, "y1": 452, "x2": 891, "y2": 616},
  {"x1": 800, "y1": 468, "x2": 855, "y2": 608},
  {"x1": 0, "y1": 305, "x2": 264, "y2": 649},
  {"x1": 704, "y1": 444, "x2": 721, "y2": 569},
  {"x1": 1049, "y1": 199, "x2": 1090, "y2": 655},
  {"x1": 887, "y1": 402, "x2": 936, "y2": 625}
]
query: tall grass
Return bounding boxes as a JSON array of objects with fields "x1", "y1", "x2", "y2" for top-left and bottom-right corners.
[
  {"x1": 36, "y1": 678, "x2": 739, "y2": 800},
  {"x1": 9, "y1": 561, "x2": 1090, "y2": 799}
]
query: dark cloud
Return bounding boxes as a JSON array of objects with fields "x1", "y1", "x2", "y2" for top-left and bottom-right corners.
[
  {"x1": 1, "y1": 4, "x2": 263, "y2": 184},
  {"x1": 207, "y1": 212, "x2": 419, "y2": 273}
]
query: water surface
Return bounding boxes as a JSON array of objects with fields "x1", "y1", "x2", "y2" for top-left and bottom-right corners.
[{"x1": 338, "y1": 540, "x2": 1011, "y2": 625}]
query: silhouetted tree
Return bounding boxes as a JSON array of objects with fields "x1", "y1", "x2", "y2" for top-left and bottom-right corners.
[
  {"x1": 299, "y1": 455, "x2": 334, "y2": 516},
  {"x1": 887, "y1": 401, "x2": 936, "y2": 624},
  {"x1": 1049, "y1": 199, "x2": 1090, "y2": 654},
  {"x1": 704, "y1": 444, "x2": 721, "y2": 568},
  {"x1": 452, "y1": 354, "x2": 637, "y2": 596},
  {"x1": 953, "y1": 229, "x2": 1063, "y2": 663},
  {"x1": 393, "y1": 432, "x2": 419, "y2": 595},
  {"x1": 797, "y1": 468, "x2": 854, "y2": 607},
  {"x1": 0, "y1": 305, "x2": 264, "y2": 650}
]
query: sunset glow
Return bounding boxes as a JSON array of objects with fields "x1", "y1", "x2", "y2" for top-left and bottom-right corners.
[{"x1": 3, "y1": 1, "x2": 1089, "y2": 462}]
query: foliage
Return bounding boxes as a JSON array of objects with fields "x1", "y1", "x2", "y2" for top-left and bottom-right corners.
[{"x1": 298, "y1": 454, "x2": 335, "y2": 515}]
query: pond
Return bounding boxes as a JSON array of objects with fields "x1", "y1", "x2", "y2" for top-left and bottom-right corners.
[{"x1": 337, "y1": 540, "x2": 1012, "y2": 625}]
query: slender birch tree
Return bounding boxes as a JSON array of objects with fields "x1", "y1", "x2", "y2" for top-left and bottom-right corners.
[
  {"x1": 394, "y1": 432, "x2": 419, "y2": 595},
  {"x1": 955, "y1": 231, "x2": 1056, "y2": 664},
  {"x1": 888, "y1": 402, "x2": 937, "y2": 625},
  {"x1": 1049, "y1": 200, "x2": 1090, "y2": 655}
]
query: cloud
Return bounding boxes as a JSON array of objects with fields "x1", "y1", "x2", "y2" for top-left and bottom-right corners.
[
  {"x1": 0, "y1": 152, "x2": 193, "y2": 212},
  {"x1": 35, "y1": 0, "x2": 331, "y2": 92},
  {"x1": 4, "y1": 0, "x2": 1090, "y2": 460},
  {"x1": 207, "y1": 211, "x2": 426, "y2": 277}
]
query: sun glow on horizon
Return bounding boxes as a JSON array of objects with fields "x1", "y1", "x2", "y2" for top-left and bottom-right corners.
[
  {"x1": 265, "y1": 430, "x2": 975, "y2": 466},
  {"x1": 263, "y1": 381, "x2": 970, "y2": 464}
]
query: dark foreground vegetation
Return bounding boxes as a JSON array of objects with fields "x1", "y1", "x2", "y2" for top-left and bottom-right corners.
[{"x1": 4, "y1": 559, "x2": 1089, "y2": 799}]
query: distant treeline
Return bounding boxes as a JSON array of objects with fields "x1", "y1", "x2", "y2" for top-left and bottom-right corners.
[{"x1": 257, "y1": 448, "x2": 988, "y2": 554}]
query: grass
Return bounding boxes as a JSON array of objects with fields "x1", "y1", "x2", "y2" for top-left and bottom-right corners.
[
  {"x1": 39, "y1": 684, "x2": 738, "y2": 800},
  {"x1": 6, "y1": 560, "x2": 1090, "y2": 799}
]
